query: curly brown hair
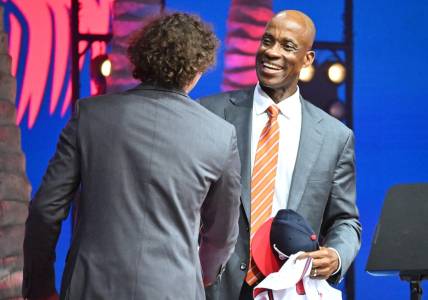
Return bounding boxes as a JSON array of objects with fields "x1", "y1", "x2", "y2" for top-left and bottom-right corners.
[{"x1": 127, "y1": 13, "x2": 219, "y2": 90}]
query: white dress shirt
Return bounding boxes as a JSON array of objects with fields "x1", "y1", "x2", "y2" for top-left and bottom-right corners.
[{"x1": 251, "y1": 83, "x2": 301, "y2": 216}]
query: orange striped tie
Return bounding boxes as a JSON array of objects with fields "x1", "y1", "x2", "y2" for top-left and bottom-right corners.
[{"x1": 246, "y1": 105, "x2": 280, "y2": 285}]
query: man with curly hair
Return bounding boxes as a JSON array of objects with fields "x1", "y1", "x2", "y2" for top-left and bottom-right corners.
[{"x1": 23, "y1": 13, "x2": 241, "y2": 300}]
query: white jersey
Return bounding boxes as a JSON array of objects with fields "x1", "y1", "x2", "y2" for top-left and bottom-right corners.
[{"x1": 254, "y1": 252, "x2": 342, "y2": 300}]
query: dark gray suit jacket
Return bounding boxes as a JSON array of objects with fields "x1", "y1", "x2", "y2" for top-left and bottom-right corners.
[
  {"x1": 23, "y1": 85, "x2": 241, "y2": 300},
  {"x1": 199, "y1": 88, "x2": 361, "y2": 300}
]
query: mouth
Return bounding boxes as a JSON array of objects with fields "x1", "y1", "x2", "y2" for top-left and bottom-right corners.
[{"x1": 259, "y1": 60, "x2": 284, "y2": 74}]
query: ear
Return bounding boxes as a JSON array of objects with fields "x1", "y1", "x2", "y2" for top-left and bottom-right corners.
[{"x1": 303, "y1": 50, "x2": 315, "y2": 68}]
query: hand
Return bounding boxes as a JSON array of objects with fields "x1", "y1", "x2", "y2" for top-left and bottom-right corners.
[{"x1": 298, "y1": 247, "x2": 339, "y2": 280}]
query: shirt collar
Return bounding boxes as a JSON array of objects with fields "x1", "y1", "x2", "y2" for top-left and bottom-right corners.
[{"x1": 253, "y1": 83, "x2": 301, "y2": 119}]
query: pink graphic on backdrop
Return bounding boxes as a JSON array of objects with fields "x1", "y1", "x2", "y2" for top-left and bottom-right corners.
[
  {"x1": 222, "y1": 0, "x2": 273, "y2": 91},
  {"x1": 4, "y1": 0, "x2": 113, "y2": 128}
]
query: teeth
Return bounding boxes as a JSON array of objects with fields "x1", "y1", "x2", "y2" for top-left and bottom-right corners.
[{"x1": 263, "y1": 62, "x2": 282, "y2": 70}]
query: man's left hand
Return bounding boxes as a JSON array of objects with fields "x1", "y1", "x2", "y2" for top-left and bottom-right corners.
[{"x1": 298, "y1": 247, "x2": 339, "y2": 280}]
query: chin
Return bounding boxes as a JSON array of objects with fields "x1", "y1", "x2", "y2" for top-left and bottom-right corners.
[
  {"x1": 259, "y1": 79, "x2": 283, "y2": 90},
  {"x1": 257, "y1": 72, "x2": 286, "y2": 87}
]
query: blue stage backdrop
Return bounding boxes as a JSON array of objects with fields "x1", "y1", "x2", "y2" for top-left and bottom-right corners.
[{"x1": 3, "y1": 1, "x2": 428, "y2": 299}]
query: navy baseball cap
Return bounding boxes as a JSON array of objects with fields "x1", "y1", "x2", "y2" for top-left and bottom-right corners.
[{"x1": 251, "y1": 209, "x2": 319, "y2": 276}]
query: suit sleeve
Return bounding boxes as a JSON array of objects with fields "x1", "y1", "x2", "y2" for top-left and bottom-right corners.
[
  {"x1": 323, "y1": 130, "x2": 362, "y2": 284},
  {"x1": 199, "y1": 128, "x2": 241, "y2": 285},
  {"x1": 23, "y1": 103, "x2": 81, "y2": 298}
]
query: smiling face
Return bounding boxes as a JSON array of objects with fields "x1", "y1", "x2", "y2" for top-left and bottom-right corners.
[{"x1": 256, "y1": 11, "x2": 315, "y2": 102}]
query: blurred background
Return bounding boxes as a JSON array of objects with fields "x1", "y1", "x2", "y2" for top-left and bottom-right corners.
[{"x1": 1, "y1": 0, "x2": 428, "y2": 299}]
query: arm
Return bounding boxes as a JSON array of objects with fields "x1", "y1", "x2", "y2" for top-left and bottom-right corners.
[
  {"x1": 199, "y1": 128, "x2": 241, "y2": 286},
  {"x1": 303, "y1": 131, "x2": 362, "y2": 282},
  {"x1": 23, "y1": 103, "x2": 81, "y2": 299}
]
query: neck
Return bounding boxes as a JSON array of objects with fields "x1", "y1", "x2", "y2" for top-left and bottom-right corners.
[
  {"x1": 261, "y1": 84, "x2": 298, "y2": 103},
  {"x1": 184, "y1": 72, "x2": 202, "y2": 94}
]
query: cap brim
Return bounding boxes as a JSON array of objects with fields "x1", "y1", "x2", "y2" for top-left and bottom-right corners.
[{"x1": 251, "y1": 218, "x2": 281, "y2": 277}]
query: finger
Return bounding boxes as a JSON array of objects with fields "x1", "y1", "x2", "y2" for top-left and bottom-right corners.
[
  {"x1": 297, "y1": 252, "x2": 309, "y2": 260},
  {"x1": 310, "y1": 267, "x2": 318, "y2": 278},
  {"x1": 316, "y1": 265, "x2": 331, "y2": 275},
  {"x1": 310, "y1": 267, "x2": 329, "y2": 280},
  {"x1": 311, "y1": 256, "x2": 331, "y2": 269},
  {"x1": 306, "y1": 248, "x2": 330, "y2": 259},
  {"x1": 314, "y1": 266, "x2": 333, "y2": 279}
]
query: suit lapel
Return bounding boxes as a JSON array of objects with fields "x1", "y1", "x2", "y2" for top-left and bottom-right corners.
[
  {"x1": 224, "y1": 88, "x2": 254, "y2": 221},
  {"x1": 287, "y1": 98, "x2": 324, "y2": 211}
]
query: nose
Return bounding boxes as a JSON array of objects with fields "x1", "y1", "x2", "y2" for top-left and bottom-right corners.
[{"x1": 264, "y1": 42, "x2": 282, "y2": 58}]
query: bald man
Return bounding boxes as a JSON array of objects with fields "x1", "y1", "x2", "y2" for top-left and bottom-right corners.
[{"x1": 199, "y1": 10, "x2": 361, "y2": 300}]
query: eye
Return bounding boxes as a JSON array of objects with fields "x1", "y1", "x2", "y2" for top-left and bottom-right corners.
[
  {"x1": 262, "y1": 36, "x2": 273, "y2": 46},
  {"x1": 283, "y1": 43, "x2": 298, "y2": 52}
]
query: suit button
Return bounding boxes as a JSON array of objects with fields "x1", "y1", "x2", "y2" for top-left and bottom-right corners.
[{"x1": 240, "y1": 263, "x2": 247, "y2": 271}]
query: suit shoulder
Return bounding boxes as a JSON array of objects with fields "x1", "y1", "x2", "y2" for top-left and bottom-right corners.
[
  {"x1": 189, "y1": 99, "x2": 236, "y2": 133},
  {"x1": 197, "y1": 88, "x2": 254, "y2": 120},
  {"x1": 76, "y1": 92, "x2": 126, "y2": 112},
  {"x1": 303, "y1": 99, "x2": 352, "y2": 137},
  {"x1": 198, "y1": 89, "x2": 251, "y2": 108}
]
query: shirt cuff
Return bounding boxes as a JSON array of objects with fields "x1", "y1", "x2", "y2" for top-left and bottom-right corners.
[{"x1": 329, "y1": 247, "x2": 342, "y2": 276}]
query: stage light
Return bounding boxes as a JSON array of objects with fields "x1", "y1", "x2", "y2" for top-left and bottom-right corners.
[
  {"x1": 299, "y1": 60, "x2": 346, "y2": 121},
  {"x1": 299, "y1": 65, "x2": 315, "y2": 82},
  {"x1": 91, "y1": 54, "x2": 111, "y2": 78},
  {"x1": 91, "y1": 54, "x2": 111, "y2": 95},
  {"x1": 100, "y1": 58, "x2": 112, "y2": 77},
  {"x1": 327, "y1": 62, "x2": 346, "y2": 84}
]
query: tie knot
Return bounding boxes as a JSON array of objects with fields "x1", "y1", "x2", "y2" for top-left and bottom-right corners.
[{"x1": 267, "y1": 105, "x2": 280, "y2": 120}]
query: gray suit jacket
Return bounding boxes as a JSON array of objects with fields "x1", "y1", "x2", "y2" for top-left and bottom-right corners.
[
  {"x1": 23, "y1": 84, "x2": 241, "y2": 300},
  {"x1": 199, "y1": 87, "x2": 361, "y2": 300}
]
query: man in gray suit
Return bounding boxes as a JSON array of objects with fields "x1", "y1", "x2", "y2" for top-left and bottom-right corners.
[
  {"x1": 200, "y1": 10, "x2": 361, "y2": 299},
  {"x1": 23, "y1": 13, "x2": 241, "y2": 300}
]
